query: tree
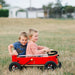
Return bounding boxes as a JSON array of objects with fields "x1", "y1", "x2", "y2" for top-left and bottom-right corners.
[
  {"x1": 43, "y1": 3, "x2": 54, "y2": 18},
  {"x1": 54, "y1": 0, "x2": 62, "y2": 18},
  {"x1": 64, "y1": 6, "x2": 74, "y2": 13},
  {"x1": 43, "y1": 5, "x2": 47, "y2": 11},
  {"x1": 42, "y1": 0, "x2": 75, "y2": 18},
  {"x1": 43, "y1": 5, "x2": 48, "y2": 18},
  {"x1": 0, "y1": 0, "x2": 9, "y2": 7},
  {"x1": 55, "y1": 0, "x2": 62, "y2": 7},
  {"x1": 42, "y1": 0, "x2": 63, "y2": 18}
]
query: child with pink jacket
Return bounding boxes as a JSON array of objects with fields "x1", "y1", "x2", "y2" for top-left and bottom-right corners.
[{"x1": 26, "y1": 29, "x2": 52, "y2": 55}]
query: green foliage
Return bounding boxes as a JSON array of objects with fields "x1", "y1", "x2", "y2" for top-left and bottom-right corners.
[
  {"x1": 0, "y1": 0, "x2": 5, "y2": 5},
  {"x1": 64, "y1": 6, "x2": 75, "y2": 13},
  {"x1": 0, "y1": 57, "x2": 11, "y2": 67},
  {"x1": 42, "y1": 0, "x2": 75, "y2": 18},
  {"x1": 64, "y1": 72, "x2": 73, "y2": 75},
  {"x1": 0, "y1": 9, "x2": 9, "y2": 17},
  {"x1": 0, "y1": 0, "x2": 9, "y2": 7}
]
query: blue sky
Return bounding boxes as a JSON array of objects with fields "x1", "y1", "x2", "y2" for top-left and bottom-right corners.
[{"x1": 5, "y1": 0, "x2": 75, "y2": 8}]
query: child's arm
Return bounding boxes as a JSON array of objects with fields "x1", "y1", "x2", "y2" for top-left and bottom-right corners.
[
  {"x1": 38, "y1": 46, "x2": 54, "y2": 51},
  {"x1": 38, "y1": 46, "x2": 45, "y2": 50},
  {"x1": 8, "y1": 44, "x2": 18, "y2": 56},
  {"x1": 30, "y1": 45, "x2": 50, "y2": 54},
  {"x1": 38, "y1": 46, "x2": 50, "y2": 50},
  {"x1": 8, "y1": 44, "x2": 14, "y2": 56}
]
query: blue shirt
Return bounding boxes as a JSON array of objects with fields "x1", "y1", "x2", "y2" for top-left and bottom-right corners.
[{"x1": 13, "y1": 42, "x2": 27, "y2": 55}]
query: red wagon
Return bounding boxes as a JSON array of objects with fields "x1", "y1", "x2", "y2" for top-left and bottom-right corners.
[{"x1": 9, "y1": 51, "x2": 61, "y2": 71}]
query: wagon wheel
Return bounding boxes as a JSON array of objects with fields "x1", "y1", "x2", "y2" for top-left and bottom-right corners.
[
  {"x1": 9, "y1": 62, "x2": 21, "y2": 71},
  {"x1": 58, "y1": 61, "x2": 62, "y2": 68},
  {"x1": 44, "y1": 61, "x2": 57, "y2": 70}
]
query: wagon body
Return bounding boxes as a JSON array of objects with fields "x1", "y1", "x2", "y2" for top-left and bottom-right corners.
[{"x1": 12, "y1": 54, "x2": 58, "y2": 66}]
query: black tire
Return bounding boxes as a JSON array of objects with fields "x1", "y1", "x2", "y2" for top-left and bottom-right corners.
[
  {"x1": 9, "y1": 62, "x2": 21, "y2": 71},
  {"x1": 58, "y1": 61, "x2": 62, "y2": 68},
  {"x1": 48, "y1": 51, "x2": 58, "y2": 56},
  {"x1": 44, "y1": 61, "x2": 57, "y2": 70}
]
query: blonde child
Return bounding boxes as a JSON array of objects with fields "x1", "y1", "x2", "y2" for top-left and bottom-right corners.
[
  {"x1": 26, "y1": 29, "x2": 51, "y2": 55},
  {"x1": 8, "y1": 32, "x2": 28, "y2": 56}
]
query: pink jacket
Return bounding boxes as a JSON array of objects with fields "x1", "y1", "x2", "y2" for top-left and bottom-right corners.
[{"x1": 26, "y1": 41, "x2": 45, "y2": 55}]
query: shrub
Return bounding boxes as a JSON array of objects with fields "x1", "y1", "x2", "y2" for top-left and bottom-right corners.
[{"x1": 0, "y1": 9, "x2": 9, "y2": 17}]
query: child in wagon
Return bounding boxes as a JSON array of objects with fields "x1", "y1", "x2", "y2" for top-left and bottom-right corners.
[
  {"x1": 26, "y1": 29, "x2": 52, "y2": 56},
  {"x1": 8, "y1": 32, "x2": 28, "y2": 56}
]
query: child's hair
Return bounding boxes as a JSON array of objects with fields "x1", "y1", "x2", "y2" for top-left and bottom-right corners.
[
  {"x1": 19, "y1": 32, "x2": 28, "y2": 40},
  {"x1": 28, "y1": 29, "x2": 38, "y2": 37}
]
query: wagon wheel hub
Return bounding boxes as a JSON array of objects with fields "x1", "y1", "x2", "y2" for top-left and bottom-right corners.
[{"x1": 12, "y1": 65, "x2": 18, "y2": 71}]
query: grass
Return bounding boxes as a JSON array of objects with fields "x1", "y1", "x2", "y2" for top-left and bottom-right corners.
[{"x1": 0, "y1": 18, "x2": 75, "y2": 75}]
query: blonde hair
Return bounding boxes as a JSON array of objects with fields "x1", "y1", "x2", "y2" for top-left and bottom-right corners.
[
  {"x1": 19, "y1": 32, "x2": 28, "y2": 40},
  {"x1": 28, "y1": 29, "x2": 38, "y2": 37}
]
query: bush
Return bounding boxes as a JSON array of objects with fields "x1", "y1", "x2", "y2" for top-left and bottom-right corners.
[
  {"x1": 67, "y1": 14, "x2": 73, "y2": 18},
  {"x1": 0, "y1": 9, "x2": 9, "y2": 17}
]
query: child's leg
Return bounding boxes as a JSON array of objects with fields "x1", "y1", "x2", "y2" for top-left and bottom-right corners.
[{"x1": 13, "y1": 50, "x2": 18, "y2": 55}]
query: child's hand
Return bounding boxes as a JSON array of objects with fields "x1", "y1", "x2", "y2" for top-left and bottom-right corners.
[
  {"x1": 44, "y1": 47, "x2": 49, "y2": 51},
  {"x1": 9, "y1": 50, "x2": 18, "y2": 56},
  {"x1": 44, "y1": 47, "x2": 49, "y2": 50},
  {"x1": 44, "y1": 49, "x2": 50, "y2": 53},
  {"x1": 9, "y1": 53, "x2": 13, "y2": 56},
  {"x1": 50, "y1": 49, "x2": 53, "y2": 51},
  {"x1": 13, "y1": 50, "x2": 18, "y2": 55}
]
